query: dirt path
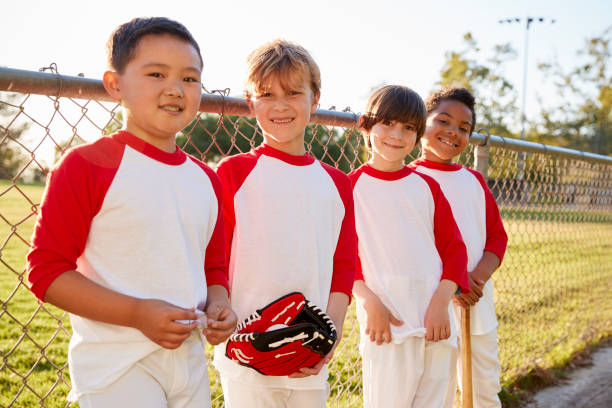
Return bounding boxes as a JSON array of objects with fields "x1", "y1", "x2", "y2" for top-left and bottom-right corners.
[{"x1": 522, "y1": 346, "x2": 612, "y2": 408}]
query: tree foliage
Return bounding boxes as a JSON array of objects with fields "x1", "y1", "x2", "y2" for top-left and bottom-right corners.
[
  {"x1": 176, "y1": 114, "x2": 361, "y2": 173},
  {"x1": 436, "y1": 33, "x2": 519, "y2": 137},
  {"x1": 0, "y1": 93, "x2": 29, "y2": 179},
  {"x1": 537, "y1": 26, "x2": 612, "y2": 155}
]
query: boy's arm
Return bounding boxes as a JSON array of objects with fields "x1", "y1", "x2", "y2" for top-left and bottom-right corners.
[
  {"x1": 44, "y1": 270, "x2": 199, "y2": 349},
  {"x1": 468, "y1": 169, "x2": 508, "y2": 262},
  {"x1": 424, "y1": 279, "x2": 457, "y2": 342}
]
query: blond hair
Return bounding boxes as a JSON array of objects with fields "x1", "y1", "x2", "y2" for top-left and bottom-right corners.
[{"x1": 245, "y1": 39, "x2": 321, "y2": 98}]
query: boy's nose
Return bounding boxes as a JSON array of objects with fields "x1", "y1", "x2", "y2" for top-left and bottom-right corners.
[
  {"x1": 272, "y1": 97, "x2": 289, "y2": 110},
  {"x1": 164, "y1": 81, "x2": 184, "y2": 98},
  {"x1": 390, "y1": 127, "x2": 403, "y2": 139}
]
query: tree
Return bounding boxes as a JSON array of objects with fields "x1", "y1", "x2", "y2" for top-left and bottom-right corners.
[
  {"x1": 537, "y1": 26, "x2": 612, "y2": 155},
  {"x1": 436, "y1": 33, "x2": 519, "y2": 137},
  {"x1": 0, "y1": 92, "x2": 29, "y2": 179},
  {"x1": 177, "y1": 113, "x2": 363, "y2": 173}
]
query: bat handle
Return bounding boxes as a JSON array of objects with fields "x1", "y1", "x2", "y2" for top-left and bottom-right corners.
[{"x1": 461, "y1": 306, "x2": 474, "y2": 408}]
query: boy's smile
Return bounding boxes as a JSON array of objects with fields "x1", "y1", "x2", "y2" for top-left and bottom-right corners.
[
  {"x1": 367, "y1": 120, "x2": 417, "y2": 172},
  {"x1": 420, "y1": 100, "x2": 473, "y2": 164},
  {"x1": 247, "y1": 75, "x2": 319, "y2": 156},
  {"x1": 103, "y1": 34, "x2": 202, "y2": 153}
]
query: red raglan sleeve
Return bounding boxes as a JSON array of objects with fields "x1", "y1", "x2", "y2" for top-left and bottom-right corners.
[
  {"x1": 468, "y1": 169, "x2": 508, "y2": 262},
  {"x1": 27, "y1": 143, "x2": 120, "y2": 301},
  {"x1": 323, "y1": 165, "x2": 357, "y2": 298},
  {"x1": 190, "y1": 158, "x2": 229, "y2": 292},
  {"x1": 419, "y1": 172, "x2": 470, "y2": 293}
]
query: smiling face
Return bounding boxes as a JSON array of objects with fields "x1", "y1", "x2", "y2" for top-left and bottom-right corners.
[
  {"x1": 103, "y1": 33, "x2": 202, "y2": 152},
  {"x1": 420, "y1": 99, "x2": 473, "y2": 163},
  {"x1": 246, "y1": 74, "x2": 319, "y2": 155},
  {"x1": 367, "y1": 119, "x2": 418, "y2": 172}
]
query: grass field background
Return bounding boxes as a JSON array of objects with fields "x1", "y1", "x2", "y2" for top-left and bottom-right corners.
[{"x1": 1, "y1": 179, "x2": 611, "y2": 407}]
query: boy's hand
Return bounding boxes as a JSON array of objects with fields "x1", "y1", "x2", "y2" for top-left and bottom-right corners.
[
  {"x1": 289, "y1": 329, "x2": 342, "y2": 378},
  {"x1": 289, "y1": 291, "x2": 349, "y2": 378},
  {"x1": 454, "y1": 272, "x2": 485, "y2": 307},
  {"x1": 363, "y1": 295, "x2": 403, "y2": 345},
  {"x1": 203, "y1": 302, "x2": 237, "y2": 345},
  {"x1": 424, "y1": 297, "x2": 451, "y2": 342},
  {"x1": 133, "y1": 298, "x2": 199, "y2": 349},
  {"x1": 424, "y1": 280, "x2": 456, "y2": 342}
]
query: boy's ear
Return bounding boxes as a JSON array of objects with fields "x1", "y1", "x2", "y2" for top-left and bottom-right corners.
[
  {"x1": 102, "y1": 71, "x2": 122, "y2": 101},
  {"x1": 245, "y1": 96, "x2": 255, "y2": 114},
  {"x1": 310, "y1": 91, "x2": 321, "y2": 114}
]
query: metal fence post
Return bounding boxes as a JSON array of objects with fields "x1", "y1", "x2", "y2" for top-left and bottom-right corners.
[{"x1": 474, "y1": 128, "x2": 491, "y2": 181}]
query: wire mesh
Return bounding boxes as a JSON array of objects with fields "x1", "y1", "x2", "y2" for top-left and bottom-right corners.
[{"x1": 1, "y1": 69, "x2": 611, "y2": 407}]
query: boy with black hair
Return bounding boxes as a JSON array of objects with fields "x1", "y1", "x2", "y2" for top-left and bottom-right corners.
[
  {"x1": 27, "y1": 17, "x2": 237, "y2": 407},
  {"x1": 410, "y1": 86, "x2": 508, "y2": 408}
]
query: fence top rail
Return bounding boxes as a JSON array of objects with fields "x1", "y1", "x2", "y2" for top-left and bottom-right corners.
[{"x1": 2, "y1": 66, "x2": 611, "y2": 165}]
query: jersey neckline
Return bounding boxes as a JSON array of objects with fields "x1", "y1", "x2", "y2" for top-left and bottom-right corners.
[
  {"x1": 255, "y1": 144, "x2": 315, "y2": 166},
  {"x1": 360, "y1": 163, "x2": 413, "y2": 181},
  {"x1": 411, "y1": 158, "x2": 463, "y2": 171},
  {"x1": 113, "y1": 131, "x2": 187, "y2": 166}
]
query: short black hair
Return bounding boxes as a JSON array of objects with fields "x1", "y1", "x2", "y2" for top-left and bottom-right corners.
[
  {"x1": 425, "y1": 87, "x2": 476, "y2": 134},
  {"x1": 106, "y1": 17, "x2": 203, "y2": 73}
]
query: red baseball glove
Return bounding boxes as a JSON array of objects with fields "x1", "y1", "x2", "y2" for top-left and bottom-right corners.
[{"x1": 225, "y1": 292, "x2": 337, "y2": 376}]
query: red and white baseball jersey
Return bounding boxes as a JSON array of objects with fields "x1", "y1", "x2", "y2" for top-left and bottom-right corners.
[
  {"x1": 212, "y1": 143, "x2": 356, "y2": 389},
  {"x1": 349, "y1": 164, "x2": 469, "y2": 343},
  {"x1": 410, "y1": 158, "x2": 507, "y2": 335},
  {"x1": 27, "y1": 130, "x2": 227, "y2": 400}
]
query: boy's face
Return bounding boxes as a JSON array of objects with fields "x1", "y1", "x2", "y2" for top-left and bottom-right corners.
[
  {"x1": 367, "y1": 120, "x2": 417, "y2": 172},
  {"x1": 420, "y1": 100, "x2": 472, "y2": 164},
  {"x1": 246, "y1": 74, "x2": 319, "y2": 156},
  {"x1": 103, "y1": 34, "x2": 202, "y2": 152}
]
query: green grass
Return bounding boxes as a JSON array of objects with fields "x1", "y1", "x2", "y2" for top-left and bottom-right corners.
[{"x1": 1, "y1": 179, "x2": 611, "y2": 407}]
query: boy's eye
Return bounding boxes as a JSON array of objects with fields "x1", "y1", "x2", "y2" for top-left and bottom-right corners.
[
  {"x1": 437, "y1": 118, "x2": 447, "y2": 125},
  {"x1": 257, "y1": 92, "x2": 272, "y2": 98},
  {"x1": 288, "y1": 90, "x2": 302, "y2": 96},
  {"x1": 149, "y1": 72, "x2": 163, "y2": 78},
  {"x1": 404, "y1": 124, "x2": 415, "y2": 131},
  {"x1": 382, "y1": 120, "x2": 392, "y2": 126},
  {"x1": 460, "y1": 127, "x2": 469, "y2": 133},
  {"x1": 184, "y1": 76, "x2": 200, "y2": 83}
]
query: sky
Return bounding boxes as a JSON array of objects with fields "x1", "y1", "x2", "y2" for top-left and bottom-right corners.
[{"x1": 2, "y1": 0, "x2": 611, "y2": 165}]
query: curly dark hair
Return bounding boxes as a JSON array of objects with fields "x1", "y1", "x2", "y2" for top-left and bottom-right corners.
[
  {"x1": 107, "y1": 17, "x2": 202, "y2": 73},
  {"x1": 425, "y1": 87, "x2": 476, "y2": 134}
]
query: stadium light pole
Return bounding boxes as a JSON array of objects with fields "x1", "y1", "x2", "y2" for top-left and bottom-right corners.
[{"x1": 498, "y1": 16, "x2": 555, "y2": 141}]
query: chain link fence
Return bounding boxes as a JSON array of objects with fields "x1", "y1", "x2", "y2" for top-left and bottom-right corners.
[{"x1": 1, "y1": 67, "x2": 611, "y2": 407}]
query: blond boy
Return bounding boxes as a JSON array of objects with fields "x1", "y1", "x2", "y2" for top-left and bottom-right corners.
[{"x1": 212, "y1": 40, "x2": 356, "y2": 408}]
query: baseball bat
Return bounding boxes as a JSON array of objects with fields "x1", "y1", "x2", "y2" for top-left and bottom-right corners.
[{"x1": 461, "y1": 306, "x2": 473, "y2": 408}]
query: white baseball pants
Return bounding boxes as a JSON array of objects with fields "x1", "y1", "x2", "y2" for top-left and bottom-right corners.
[
  {"x1": 361, "y1": 336, "x2": 453, "y2": 408},
  {"x1": 442, "y1": 328, "x2": 501, "y2": 408}
]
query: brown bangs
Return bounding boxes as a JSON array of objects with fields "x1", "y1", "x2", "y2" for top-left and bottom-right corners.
[{"x1": 361, "y1": 86, "x2": 427, "y2": 140}]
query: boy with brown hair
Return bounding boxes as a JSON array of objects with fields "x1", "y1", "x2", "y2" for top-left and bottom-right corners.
[
  {"x1": 27, "y1": 17, "x2": 236, "y2": 407},
  {"x1": 350, "y1": 85, "x2": 469, "y2": 407},
  {"x1": 213, "y1": 39, "x2": 357, "y2": 408}
]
